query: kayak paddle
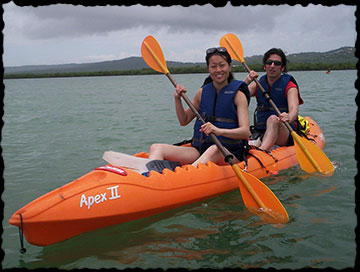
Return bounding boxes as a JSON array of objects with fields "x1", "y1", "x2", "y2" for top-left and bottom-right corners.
[
  {"x1": 220, "y1": 33, "x2": 334, "y2": 176},
  {"x1": 141, "y1": 35, "x2": 289, "y2": 224}
]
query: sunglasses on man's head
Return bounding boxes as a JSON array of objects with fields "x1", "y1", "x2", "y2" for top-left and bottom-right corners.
[
  {"x1": 206, "y1": 47, "x2": 228, "y2": 55},
  {"x1": 265, "y1": 60, "x2": 282, "y2": 66}
]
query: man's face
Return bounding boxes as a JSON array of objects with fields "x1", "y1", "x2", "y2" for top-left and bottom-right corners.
[{"x1": 264, "y1": 54, "x2": 284, "y2": 80}]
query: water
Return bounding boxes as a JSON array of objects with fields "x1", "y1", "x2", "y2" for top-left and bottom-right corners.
[{"x1": 2, "y1": 70, "x2": 357, "y2": 269}]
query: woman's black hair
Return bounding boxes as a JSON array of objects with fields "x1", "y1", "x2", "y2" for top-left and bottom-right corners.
[
  {"x1": 263, "y1": 48, "x2": 288, "y2": 73},
  {"x1": 205, "y1": 50, "x2": 232, "y2": 67}
]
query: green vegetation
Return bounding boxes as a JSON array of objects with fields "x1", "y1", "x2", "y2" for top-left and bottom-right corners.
[
  {"x1": 3, "y1": 62, "x2": 356, "y2": 79},
  {"x1": 3, "y1": 66, "x2": 210, "y2": 79},
  {"x1": 4, "y1": 68, "x2": 157, "y2": 79},
  {"x1": 287, "y1": 62, "x2": 356, "y2": 71},
  {"x1": 4, "y1": 46, "x2": 356, "y2": 79},
  {"x1": 231, "y1": 62, "x2": 356, "y2": 72}
]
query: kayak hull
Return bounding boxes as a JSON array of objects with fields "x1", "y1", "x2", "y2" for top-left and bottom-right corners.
[{"x1": 9, "y1": 117, "x2": 325, "y2": 246}]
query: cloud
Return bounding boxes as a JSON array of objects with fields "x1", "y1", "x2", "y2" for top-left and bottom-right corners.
[
  {"x1": 5, "y1": 4, "x2": 289, "y2": 40},
  {"x1": 3, "y1": 3, "x2": 356, "y2": 66}
]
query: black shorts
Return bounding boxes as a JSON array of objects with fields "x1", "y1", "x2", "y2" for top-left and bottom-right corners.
[{"x1": 192, "y1": 143, "x2": 245, "y2": 162}]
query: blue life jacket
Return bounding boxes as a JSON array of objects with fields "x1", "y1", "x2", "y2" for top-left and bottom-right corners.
[
  {"x1": 255, "y1": 74, "x2": 299, "y2": 131},
  {"x1": 192, "y1": 80, "x2": 249, "y2": 159}
]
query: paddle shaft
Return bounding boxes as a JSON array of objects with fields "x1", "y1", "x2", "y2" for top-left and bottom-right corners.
[
  {"x1": 143, "y1": 36, "x2": 271, "y2": 211},
  {"x1": 223, "y1": 34, "x2": 294, "y2": 132},
  {"x1": 166, "y1": 73, "x2": 268, "y2": 209},
  {"x1": 243, "y1": 62, "x2": 295, "y2": 129},
  {"x1": 143, "y1": 40, "x2": 233, "y2": 162},
  {"x1": 241, "y1": 62, "x2": 322, "y2": 172},
  {"x1": 166, "y1": 73, "x2": 234, "y2": 163}
]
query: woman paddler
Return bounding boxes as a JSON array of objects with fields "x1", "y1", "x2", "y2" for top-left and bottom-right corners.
[{"x1": 148, "y1": 47, "x2": 251, "y2": 167}]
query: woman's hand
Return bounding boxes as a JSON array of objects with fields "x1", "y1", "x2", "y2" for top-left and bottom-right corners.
[
  {"x1": 200, "y1": 122, "x2": 222, "y2": 136},
  {"x1": 175, "y1": 84, "x2": 187, "y2": 99}
]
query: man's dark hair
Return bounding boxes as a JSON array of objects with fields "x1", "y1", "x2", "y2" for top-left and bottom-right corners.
[{"x1": 263, "y1": 48, "x2": 288, "y2": 73}]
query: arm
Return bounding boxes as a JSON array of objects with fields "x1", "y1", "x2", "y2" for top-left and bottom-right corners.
[
  {"x1": 174, "y1": 84, "x2": 200, "y2": 126},
  {"x1": 200, "y1": 91, "x2": 251, "y2": 140},
  {"x1": 244, "y1": 70, "x2": 258, "y2": 97},
  {"x1": 279, "y1": 87, "x2": 299, "y2": 123}
]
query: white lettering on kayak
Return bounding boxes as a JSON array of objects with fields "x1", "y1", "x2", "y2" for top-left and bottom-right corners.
[
  {"x1": 108, "y1": 185, "x2": 121, "y2": 200},
  {"x1": 80, "y1": 185, "x2": 121, "y2": 209}
]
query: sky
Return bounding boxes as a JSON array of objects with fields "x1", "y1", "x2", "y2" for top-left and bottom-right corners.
[{"x1": 2, "y1": 3, "x2": 357, "y2": 67}]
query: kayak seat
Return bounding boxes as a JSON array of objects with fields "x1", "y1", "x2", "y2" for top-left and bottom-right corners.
[{"x1": 145, "y1": 160, "x2": 181, "y2": 174}]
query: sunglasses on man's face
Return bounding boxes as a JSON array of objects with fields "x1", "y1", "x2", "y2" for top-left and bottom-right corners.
[
  {"x1": 206, "y1": 47, "x2": 228, "y2": 55},
  {"x1": 265, "y1": 60, "x2": 282, "y2": 66}
]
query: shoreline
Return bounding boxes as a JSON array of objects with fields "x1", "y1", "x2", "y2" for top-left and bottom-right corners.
[{"x1": 3, "y1": 64, "x2": 356, "y2": 80}]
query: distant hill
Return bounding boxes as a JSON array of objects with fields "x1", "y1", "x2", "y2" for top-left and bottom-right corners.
[
  {"x1": 4, "y1": 46, "x2": 356, "y2": 75},
  {"x1": 237, "y1": 46, "x2": 356, "y2": 66},
  {"x1": 4, "y1": 56, "x2": 205, "y2": 75}
]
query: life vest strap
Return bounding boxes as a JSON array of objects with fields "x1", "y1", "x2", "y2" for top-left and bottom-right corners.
[
  {"x1": 202, "y1": 114, "x2": 237, "y2": 124},
  {"x1": 256, "y1": 105, "x2": 288, "y2": 112},
  {"x1": 192, "y1": 137, "x2": 243, "y2": 145}
]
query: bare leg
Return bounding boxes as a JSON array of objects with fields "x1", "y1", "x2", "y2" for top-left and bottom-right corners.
[
  {"x1": 259, "y1": 115, "x2": 290, "y2": 150},
  {"x1": 148, "y1": 143, "x2": 200, "y2": 165},
  {"x1": 192, "y1": 144, "x2": 239, "y2": 167}
]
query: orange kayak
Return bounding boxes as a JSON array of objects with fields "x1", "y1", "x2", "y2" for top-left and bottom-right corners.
[{"x1": 9, "y1": 116, "x2": 325, "y2": 246}]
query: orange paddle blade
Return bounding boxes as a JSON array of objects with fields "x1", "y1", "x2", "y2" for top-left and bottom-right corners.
[
  {"x1": 232, "y1": 164, "x2": 289, "y2": 224},
  {"x1": 220, "y1": 33, "x2": 245, "y2": 64},
  {"x1": 141, "y1": 35, "x2": 169, "y2": 74},
  {"x1": 292, "y1": 132, "x2": 334, "y2": 176}
]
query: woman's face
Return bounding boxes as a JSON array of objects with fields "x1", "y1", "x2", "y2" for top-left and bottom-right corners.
[{"x1": 207, "y1": 54, "x2": 231, "y2": 86}]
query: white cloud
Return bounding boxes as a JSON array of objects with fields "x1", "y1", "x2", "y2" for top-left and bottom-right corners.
[{"x1": 3, "y1": 3, "x2": 356, "y2": 66}]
